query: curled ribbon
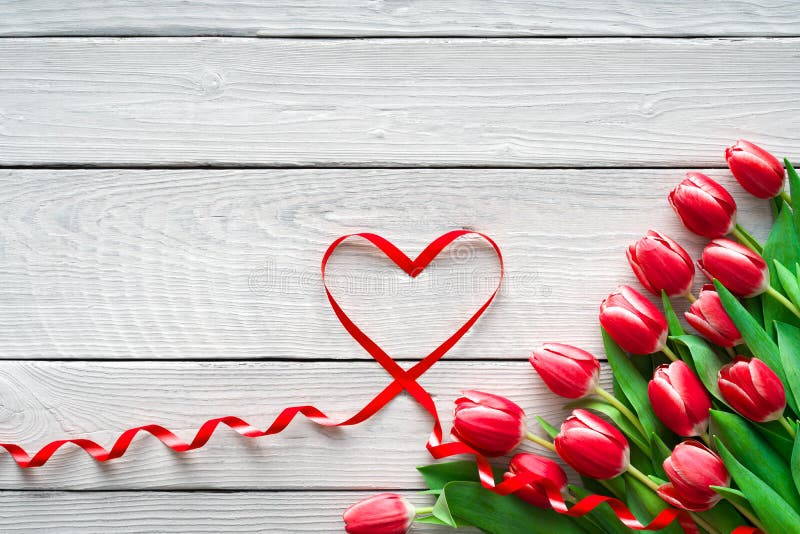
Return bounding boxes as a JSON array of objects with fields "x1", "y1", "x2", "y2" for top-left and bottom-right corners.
[{"x1": 0, "y1": 231, "x2": 757, "y2": 533}]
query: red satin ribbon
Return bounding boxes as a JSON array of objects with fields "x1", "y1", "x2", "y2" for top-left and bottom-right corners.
[{"x1": 0, "y1": 231, "x2": 757, "y2": 533}]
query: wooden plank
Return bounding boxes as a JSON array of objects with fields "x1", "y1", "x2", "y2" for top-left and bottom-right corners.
[
  {"x1": 0, "y1": 38, "x2": 798, "y2": 166},
  {"x1": 1, "y1": 1, "x2": 798, "y2": 37},
  {"x1": 0, "y1": 169, "x2": 771, "y2": 361},
  {"x1": 0, "y1": 360, "x2": 612, "y2": 489},
  {"x1": 0, "y1": 491, "x2": 479, "y2": 533}
]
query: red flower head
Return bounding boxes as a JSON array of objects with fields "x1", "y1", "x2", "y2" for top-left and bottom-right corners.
[
  {"x1": 648, "y1": 360, "x2": 711, "y2": 437},
  {"x1": 451, "y1": 390, "x2": 526, "y2": 457},
  {"x1": 698, "y1": 239, "x2": 769, "y2": 298},
  {"x1": 657, "y1": 441, "x2": 730, "y2": 512},
  {"x1": 555, "y1": 409, "x2": 630, "y2": 479},
  {"x1": 726, "y1": 140, "x2": 785, "y2": 199},
  {"x1": 503, "y1": 453, "x2": 568, "y2": 509},
  {"x1": 718, "y1": 357, "x2": 786, "y2": 423},
  {"x1": 684, "y1": 284, "x2": 743, "y2": 347},
  {"x1": 530, "y1": 343, "x2": 600, "y2": 399},
  {"x1": 600, "y1": 285, "x2": 668, "y2": 354},
  {"x1": 627, "y1": 230, "x2": 695, "y2": 297},
  {"x1": 343, "y1": 493, "x2": 415, "y2": 534},
  {"x1": 668, "y1": 172, "x2": 736, "y2": 238}
]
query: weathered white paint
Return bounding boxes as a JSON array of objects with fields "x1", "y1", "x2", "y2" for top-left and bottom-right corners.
[
  {"x1": 0, "y1": 169, "x2": 771, "y2": 361},
  {"x1": 0, "y1": 1, "x2": 797, "y2": 37},
  {"x1": 0, "y1": 360, "x2": 611, "y2": 489},
  {"x1": 0, "y1": 491, "x2": 480, "y2": 533},
  {"x1": 0, "y1": 38, "x2": 798, "y2": 166}
]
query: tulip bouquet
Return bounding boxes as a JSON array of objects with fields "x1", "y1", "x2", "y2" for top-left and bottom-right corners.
[{"x1": 343, "y1": 140, "x2": 800, "y2": 534}]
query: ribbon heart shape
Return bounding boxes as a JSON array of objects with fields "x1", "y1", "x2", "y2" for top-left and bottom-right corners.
[{"x1": 0, "y1": 230, "x2": 502, "y2": 467}]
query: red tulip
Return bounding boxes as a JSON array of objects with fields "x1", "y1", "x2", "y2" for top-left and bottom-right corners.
[
  {"x1": 668, "y1": 172, "x2": 737, "y2": 238},
  {"x1": 343, "y1": 493, "x2": 415, "y2": 534},
  {"x1": 725, "y1": 140, "x2": 785, "y2": 199},
  {"x1": 627, "y1": 230, "x2": 695, "y2": 297},
  {"x1": 503, "y1": 453, "x2": 568, "y2": 508},
  {"x1": 718, "y1": 357, "x2": 786, "y2": 423},
  {"x1": 657, "y1": 441, "x2": 730, "y2": 512},
  {"x1": 530, "y1": 343, "x2": 600, "y2": 399},
  {"x1": 648, "y1": 361, "x2": 711, "y2": 437},
  {"x1": 698, "y1": 239, "x2": 769, "y2": 297},
  {"x1": 555, "y1": 409, "x2": 630, "y2": 479},
  {"x1": 684, "y1": 285, "x2": 743, "y2": 347},
  {"x1": 599, "y1": 285, "x2": 668, "y2": 354},
  {"x1": 451, "y1": 390, "x2": 526, "y2": 457}
]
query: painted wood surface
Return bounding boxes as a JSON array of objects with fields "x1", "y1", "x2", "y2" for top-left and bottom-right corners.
[
  {"x1": 1, "y1": 1, "x2": 798, "y2": 37},
  {"x1": 0, "y1": 4, "x2": 795, "y2": 532},
  {"x1": 0, "y1": 491, "x2": 480, "y2": 533},
  {"x1": 0, "y1": 169, "x2": 771, "y2": 362},
  {"x1": 0, "y1": 360, "x2": 611, "y2": 489},
  {"x1": 1, "y1": 38, "x2": 799, "y2": 166}
]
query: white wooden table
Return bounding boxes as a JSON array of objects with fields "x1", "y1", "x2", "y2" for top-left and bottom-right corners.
[{"x1": 0, "y1": 2, "x2": 795, "y2": 532}]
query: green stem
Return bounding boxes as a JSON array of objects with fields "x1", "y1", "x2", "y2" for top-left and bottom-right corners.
[
  {"x1": 661, "y1": 345, "x2": 679, "y2": 362},
  {"x1": 724, "y1": 346, "x2": 736, "y2": 359},
  {"x1": 698, "y1": 430, "x2": 712, "y2": 447},
  {"x1": 731, "y1": 224, "x2": 763, "y2": 254},
  {"x1": 766, "y1": 286, "x2": 800, "y2": 320},
  {"x1": 781, "y1": 190, "x2": 793, "y2": 206},
  {"x1": 415, "y1": 506, "x2": 435, "y2": 516},
  {"x1": 779, "y1": 416, "x2": 797, "y2": 439},
  {"x1": 727, "y1": 499, "x2": 766, "y2": 532},
  {"x1": 526, "y1": 431, "x2": 557, "y2": 452},
  {"x1": 690, "y1": 512, "x2": 722, "y2": 534},
  {"x1": 626, "y1": 465, "x2": 660, "y2": 493},
  {"x1": 595, "y1": 386, "x2": 648, "y2": 439},
  {"x1": 685, "y1": 291, "x2": 697, "y2": 303}
]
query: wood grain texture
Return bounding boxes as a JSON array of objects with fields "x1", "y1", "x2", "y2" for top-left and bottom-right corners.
[
  {"x1": 1, "y1": 1, "x2": 798, "y2": 37},
  {"x1": 0, "y1": 491, "x2": 481, "y2": 533},
  {"x1": 1, "y1": 38, "x2": 799, "y2": 166},
  {"x1": 0, "y1": 360, "x2": 611, "y2": 490},
  {"x1": 0, "y1": 169, "x2": 771, "y2": 361}
]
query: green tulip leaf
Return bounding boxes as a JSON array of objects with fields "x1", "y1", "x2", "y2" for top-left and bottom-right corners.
[
  {"x1": 623, "y1": 473, "x2": 683, "y2": 534},
  {"x1": 602, "y1": 328, "x2": 669, "y2": 444},
  {"x1": 710, "y1": 410, "x2": 800, "y2": 514},
  {"x1": 671, "y1": 334, "x2": 728, "y2": 404},
  {"x1": 762, "y1": 207, "x2": 800, "y2": 333},
  {"x1": 435, "y1": 481, "x2": 590, "y2": 533},
  {"x1": 774, "y1": 261, "x2": 800, "y2": 312},
  {"x1": 413, "y1": 515, "x2": 449, "y2": 526},
  {"x1": 791, "y1": 429, "x2": 800, "y2": 503},
  {"x1": 535, "y1": 415, "x2": 560, "y2": 439},
  {"x1": 649, "y1": 434, "x2": 673, "y2": 478},
  {"x1": 732, "y1": 224, "x2": 764, "y2": 254},
  {"x1": 417, "y1": 461, "x2": 502, "y2": 490},
  {"x1": 695, "y1": 497, "x2": 748, "y2": 534},
  {"x1": 714, "y1": 281, "x2": 797, "y2": 413},
  {"x1": 786, "y1": 158, "x2": 800, "y2": 234},
  {"x1": 777, "y1": 321, "x2": 800, "y2": 414},
  {"x1": 662, "y1": 290, "x2": 686, "y2": 336},
  {"x1": 715, "y1": 439, "x2": 800, "y2": 533}
]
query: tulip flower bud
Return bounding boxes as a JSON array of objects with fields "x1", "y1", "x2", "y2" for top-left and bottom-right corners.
[
  {"x1": 343, "y1": 493, "x2": 415, "y2": 534},
  {"x1": 451, "y1": 390, "x2": 526, "y2": 457},
  {"x1": 627, "y1": 230, "x2": 695, "y2": 297},
  {"x1": 599, "y1": 285, "x2": 668, "y2": 354},
  {"x1": 657, "y1": 441, "x2": 730, "y2": 512},
  {"x1": 725, "y1": 140, "x2": 785, "y2": 199},
  {"x1": 668, "y1": 172, "x2": 737, "y2": 238},
  {"x1": 718, "y1": 357, "x2": 786, "y2": 423},
  {"x1": 555, "y1": 409, "x2": 630, "y2": 479},
  {"x1": 648, "y1": 361, "x2": 711, "y2": 437},
  {"x1": 684, "y1": 284, "x2": 743, "y2": 347},
  {"x1": 530, "y1": 343, "x2": 600, "y2": 399},
  {"x1": 503, "y1": 453, "x2": 568, "y2": 509},
  {"x1": 698, "y1": 239, "x2": 769, "y2": 297}
]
